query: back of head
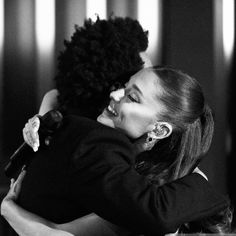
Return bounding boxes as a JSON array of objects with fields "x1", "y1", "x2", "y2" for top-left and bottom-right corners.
[{"x1": 55, "y1": 16, "x2": 148, "y2": 119}]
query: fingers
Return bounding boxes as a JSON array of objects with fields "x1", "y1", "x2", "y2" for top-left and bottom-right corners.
[
  {"x1": 23, "y1": 115, "x2": 40, "y2": 152},
  {"x1": 9, "y1": 169, "x2": 26, "y2": 189},
  {"x1": 12, "y1": 169, "x2": 26, "y2": 194},
  {"x1": 10, "y1": 179, "x2": 15, "y2": 188},
  {"x1": 6, "y1": 169, "x2": 26, "y2": 201},
  {"x1": 15, "y1": 169, "x2": 26, "y2": 187}
]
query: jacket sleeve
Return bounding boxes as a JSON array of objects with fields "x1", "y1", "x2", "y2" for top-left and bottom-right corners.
[{"x1": 71, "y1": 125, "x2": 229, "y2": 235}]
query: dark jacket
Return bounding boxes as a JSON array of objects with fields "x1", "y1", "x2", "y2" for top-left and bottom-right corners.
[{"x1": 18, "y1": 115, "x2": 229, "y2": 235}]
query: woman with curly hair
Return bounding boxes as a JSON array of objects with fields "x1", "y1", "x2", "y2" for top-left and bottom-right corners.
[{"x1": 1, "y1": 17, "x2": 233, "y2": 235}]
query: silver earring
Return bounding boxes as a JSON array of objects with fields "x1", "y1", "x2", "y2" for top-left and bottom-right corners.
[
  {"x1": 144, "y1": 124, "x2": 166, "y2": 151},
  {"x1": 153, "y1": 124, "x2": 165, "y2": 136},
  {"x1": 145, "y1": 132, "x2": 158, "y2": 150}
]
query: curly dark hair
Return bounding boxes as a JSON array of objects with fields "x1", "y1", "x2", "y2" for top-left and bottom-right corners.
[{"x1": 55, "y1": 16, "x2": 148, "y2": 119}]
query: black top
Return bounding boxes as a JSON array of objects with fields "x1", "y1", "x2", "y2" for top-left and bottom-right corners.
[{"x1": 18, "y1": 115, "x2": 229, "y2": 235}]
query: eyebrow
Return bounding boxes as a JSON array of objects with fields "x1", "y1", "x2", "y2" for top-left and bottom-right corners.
[{"x1": 132, "y1": 84, "x2": 143, "y2": 95}]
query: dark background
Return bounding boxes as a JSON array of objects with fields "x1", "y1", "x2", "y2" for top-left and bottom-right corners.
[{"x1": 1, "y1": 0, "x2": 236, "y2": 234}]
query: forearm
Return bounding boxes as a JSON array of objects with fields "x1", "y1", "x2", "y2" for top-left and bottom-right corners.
[
  {"x1": 1, "y1": 199, "x2": 122, "y2": 236},
  {"x1": 75, "y1": 127, "x2": 229, "y2": 234},
  {"x1": 1, "y1": 200, "x2": 73, "y2": 236},
  {"x1": 57, "y1": 213, "x2": 128, "y2": 236}
]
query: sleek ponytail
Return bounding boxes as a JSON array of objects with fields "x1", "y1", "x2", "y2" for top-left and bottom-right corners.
[
  {"x1": 200, "y1": 104, "x2": 214, "y2": 156},
  {"x1": 173, "y1": 104, "x2": 215, "y2": 179}
]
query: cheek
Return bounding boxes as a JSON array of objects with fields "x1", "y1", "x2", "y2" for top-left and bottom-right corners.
[{"x1": 119, "y1": 105, "x2": 155, "y2": 138}]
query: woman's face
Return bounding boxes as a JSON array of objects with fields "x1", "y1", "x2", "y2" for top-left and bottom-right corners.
[{"x1": 97, "y1": 69, "x2": 166, "y2": 139}]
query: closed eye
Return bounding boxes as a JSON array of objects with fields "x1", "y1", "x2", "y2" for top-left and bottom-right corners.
[
  {"x1": 127, "y1": 93, "x2": 139, "y2": 103},
  {"x1": 124, "y1": 85, "x2": 140, "y2": 103}
]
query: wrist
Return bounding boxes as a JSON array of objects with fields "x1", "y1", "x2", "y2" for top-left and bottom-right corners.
[{"x1": 1, "y1": 197, "x2": 14, "y2": 217}]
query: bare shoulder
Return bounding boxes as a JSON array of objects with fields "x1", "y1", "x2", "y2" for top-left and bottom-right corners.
[
  {"x1": 193, "y1": 167, "x2": 208, "y2": 181},
  {"x1": 39, "y1": 89, "x2": 59, "y2": 115}
]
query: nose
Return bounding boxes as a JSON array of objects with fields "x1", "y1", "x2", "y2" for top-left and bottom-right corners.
[{"x1": 110, "y1": 88, "x2": 125, "y2": 102}]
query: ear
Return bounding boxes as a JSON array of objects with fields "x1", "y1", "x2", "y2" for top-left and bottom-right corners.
[{"x1": 150, "y1": 122, "x2": 173, "y2": 140}]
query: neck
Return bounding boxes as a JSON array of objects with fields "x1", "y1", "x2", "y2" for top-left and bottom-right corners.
[{"x1": 133, "y1": 135, "x2": 148, "y2": 154}]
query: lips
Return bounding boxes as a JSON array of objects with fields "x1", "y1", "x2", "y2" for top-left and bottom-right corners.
[{"x1": 106, "y1": 103, "x2": 118, "y2": 116}]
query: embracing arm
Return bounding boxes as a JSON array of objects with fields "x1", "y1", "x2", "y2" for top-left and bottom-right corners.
[
  {"x1": 1, "y1": 202, "x2": 123, "y2": 236},
  {"x1": 1, "y1": 200, "x2": 72, "y2": 236},
  {"x1": 19, "y1": 116, "x2": 228, "y2": 235},
  {"x1": 57, "y1": 214, "x2": 130, "y2": 236},
  {"x1": 72, "y1": 123, "x2": 229, "y2": 235},
  {"x1": 1, "y1": 171, "x2": 73, "y2": 236},
  {"x1": 0, "y1": 171, "x2": 124, "y2": 236}
]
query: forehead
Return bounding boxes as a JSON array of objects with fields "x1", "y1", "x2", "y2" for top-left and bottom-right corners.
[
  {"x1": 129, "y1": 69, "x2": 166, "y2": 115},
  {"x1": 129, "y1": 69, "x2": 163, "y2": 97}
]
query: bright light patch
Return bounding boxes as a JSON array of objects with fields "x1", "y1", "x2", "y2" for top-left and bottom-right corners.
[
  {"x1": 18, "y1": 0, "x2": 34, "y2": 54},
  {"x1": 0, "y1": 0, "x2": 4, "y2": 53},
  {"x1": 86, "y1": 0, "x2": 107, "y2": 21},
  {"x1": 35, "y1": 0, "x2": 55, "y2": 106},
  {"x1": 66, "y1": 0, "x2": 84, "y2": 39},
  {"x1": 223, "y1": 0, "x2": 235, "y2": 61},
  {"x1": 138, "y1": 0, "x2": 161, "y2": 64},
  {"x1": 35, "y1": 0, "x2": 55, "y2": 54},
  {"x1": 0, "y1": 0, "x2": 3, "y2": 125}
]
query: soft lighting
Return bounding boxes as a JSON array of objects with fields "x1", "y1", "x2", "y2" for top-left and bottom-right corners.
[
  {"x1": 18, "y1": 0, "x2": 34, "y2": 54},
  {"x1": 35, "y1": 0, "x2": 55, "y2": 54},
  {"x1": 223, "y1": 0, "x2": 235, "y2": 61},
  {"x1": 65, "y1": 0, "x2": 85, "y2": 39},
  {"x1": 0, "y1": 0, "x2": 3, "y2": 128},
  {"x1": 86, "y1": 0, "x2": 107, "y2": 21},
  {"x1": 138, "y1": 0, "x2": 161, "y2": 63},
  {"x1": 35, "y1": 0, "x2": 55, "y2": 106},
  {"x1": 0, "y1": 0, "x2": 4, "y2": 54}
]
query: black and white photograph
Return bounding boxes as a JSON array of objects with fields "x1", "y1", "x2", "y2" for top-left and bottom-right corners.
[{"x1": 0, "y1": 0, "x2": 235, "y2": 235}]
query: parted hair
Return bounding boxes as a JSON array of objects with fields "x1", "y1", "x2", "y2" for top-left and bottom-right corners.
[{"x1": 55, "y1": 16, "x2": 148, "y2": 118}]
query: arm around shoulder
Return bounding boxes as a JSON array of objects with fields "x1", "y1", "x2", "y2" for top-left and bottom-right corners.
[{"x1": 72, "y1": 127, "x2": 230, "y2": 235}]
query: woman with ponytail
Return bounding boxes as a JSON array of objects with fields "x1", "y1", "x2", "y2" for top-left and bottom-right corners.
[
  {"x1": 134, "y1": 67, "x2": 232, "y2": 233},
  {"x1": 135, "y1": 67, "x2": 215, "y2": 182},
  {"x1": 1, "y1": 66, "x2": 232, "y2": 235}
]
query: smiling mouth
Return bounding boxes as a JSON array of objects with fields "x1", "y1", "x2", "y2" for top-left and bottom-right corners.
[{"x1": 106, "y1": 105, "x2": 118, "y2": 116}]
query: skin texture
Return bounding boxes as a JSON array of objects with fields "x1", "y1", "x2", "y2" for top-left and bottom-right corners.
[{"x1": 97, "y1": 69, "x2": 171, "y2": 139}]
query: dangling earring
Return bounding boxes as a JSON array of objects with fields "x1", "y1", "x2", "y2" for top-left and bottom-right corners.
[{"x1": 144, "y1": 123, "x2": 166, "y2": 151}]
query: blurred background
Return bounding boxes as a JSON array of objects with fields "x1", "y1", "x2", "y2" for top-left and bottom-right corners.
[{"x1": 0, "y1": 0, "x2": 236, "y2": 234}]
